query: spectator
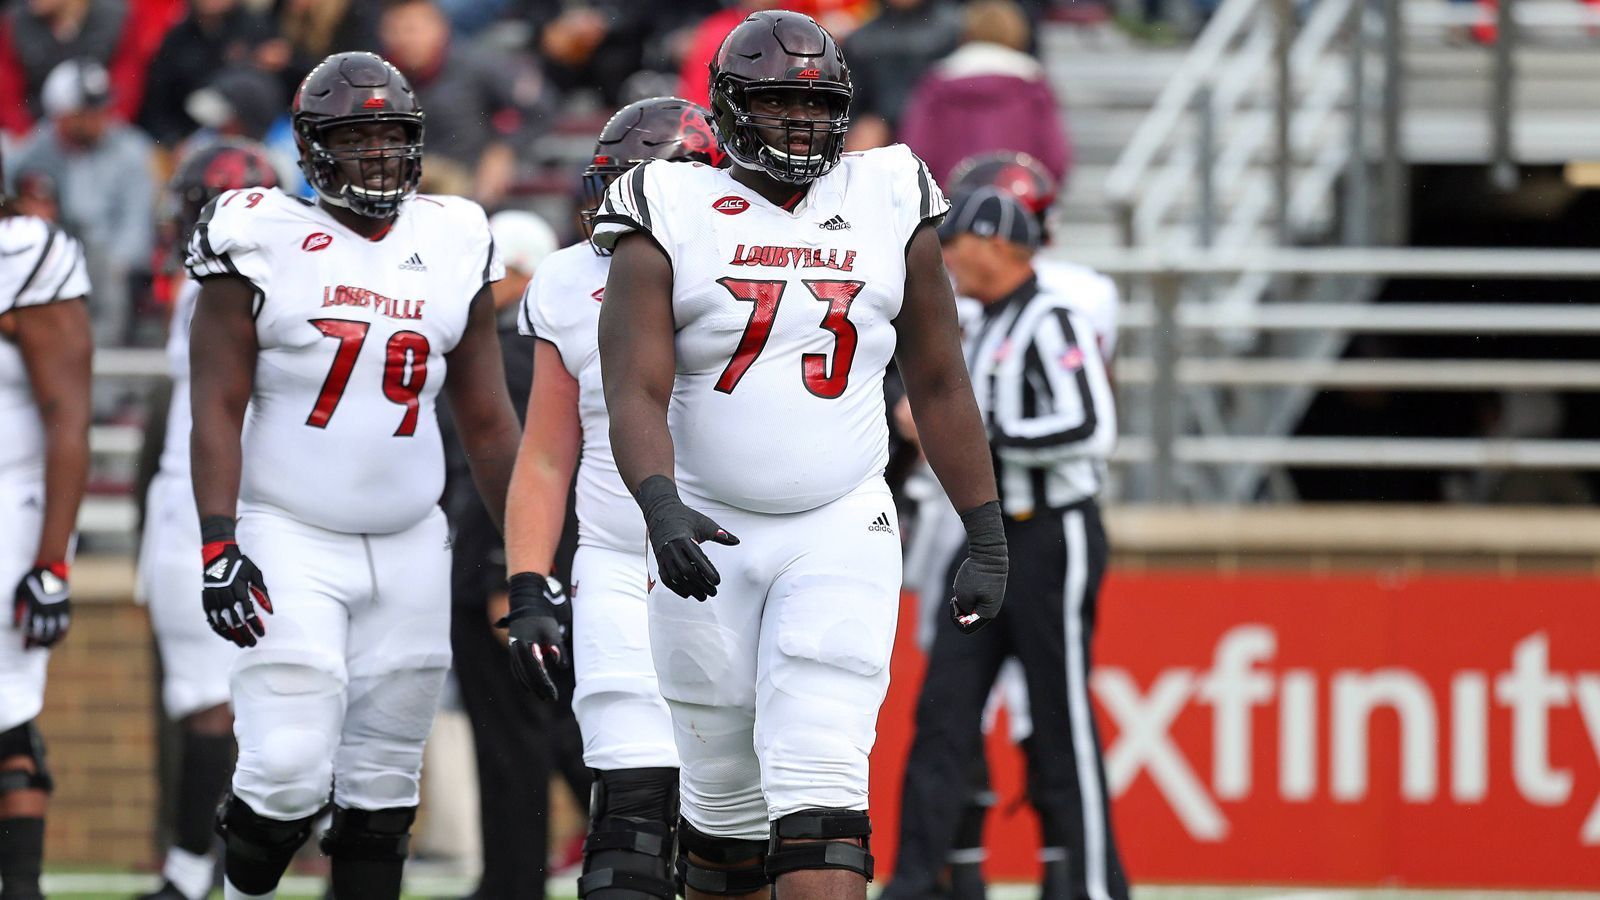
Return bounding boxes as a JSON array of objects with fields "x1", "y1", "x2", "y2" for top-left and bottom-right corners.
[
  {"x1": 139, "y1": 0, "x2": 280, "y2": 147},
  {"x1": 842, "y1": 0, "x2": 961, "y2": 151},
  {"x1": 179, "y1": 65, "x2": 307, "y2": 196},
  {"x1": 274, "y1": 0, "x2": 380, "y2": 91},
  {"x1": 536, "y1": 5, "x2": 653, "y2": 106},
  {"x1": 0, "y1": 0, "x2": 181, "y2": 134},
  {"x1": 11, "y1": 58, "x2": 155, "y2": 346},
  {"x1": 184, "y1": 66, "x2": 286, "y2": 143},
  {"x1": 674, "y1": 0, "x2": 871, "y2": 107},
  {"x1": 380, "y1": 0, "x2": 552, "y2": 207},
  {"x1": 898, "y1": 0, "x2": 1071, "y2": 187}
]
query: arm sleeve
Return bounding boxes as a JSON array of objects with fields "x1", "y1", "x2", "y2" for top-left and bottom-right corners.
[
  {"x1": 589, "y1": 161, "x2": 674, "y2": 261},
  {"x1": 4, "y1": 223, "x2": 91, "y2": 309},
  {"x1": 183, "y1": 194, "x2": 272, "y2": 295},
  {"x1": 889, "y1": 143, "x2": 949, "y2": 251},
  {"x1": 991, "y1": 305, "x2": 1117, "y2": 465}
]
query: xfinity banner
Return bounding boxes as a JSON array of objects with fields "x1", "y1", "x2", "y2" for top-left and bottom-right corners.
[{"x1": 871, "y1": 573, "x2": 1600, "y2": 889}]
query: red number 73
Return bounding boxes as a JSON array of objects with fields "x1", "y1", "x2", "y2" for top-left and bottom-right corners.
[{"x1": 714, "y1": 277, "x2": 865, "y2": 398}]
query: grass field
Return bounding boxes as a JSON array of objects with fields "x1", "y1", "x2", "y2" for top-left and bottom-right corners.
[{"x1": 34, "y1": 871, "x2": 1600, "y2": 900}]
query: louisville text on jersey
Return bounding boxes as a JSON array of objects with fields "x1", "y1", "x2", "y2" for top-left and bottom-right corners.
[
  {"x1": 728, "y1": 243, "x2": 857, "y2": 272},
  {"x1": 321, "y1": 285, "x2": 426, "y2": 321}
]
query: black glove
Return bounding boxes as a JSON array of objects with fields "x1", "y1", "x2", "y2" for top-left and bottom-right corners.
[
  {"x1": 201, "y1": 516, "x2": 272, "y2": 648},
  {"x1": 496, "y1": 572, "x2": 570, "y2": 701},
  {"x1": 13, "y1": 562, "x2": 70, "y2": 649},
  {"x1": 950, "y1": 500, "x2": 1007, "y2": 634},
  {"x1": 636, "y1": 475, "x2": 739, "y2": 601}
]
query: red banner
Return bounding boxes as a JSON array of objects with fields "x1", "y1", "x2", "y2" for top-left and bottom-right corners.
[{"x1": 871, "y1": 572, "x2": 1600, "y2": 889}]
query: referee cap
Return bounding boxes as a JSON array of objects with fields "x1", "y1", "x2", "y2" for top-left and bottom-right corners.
[{"x1": 937, "y1": 186, "x2": 1041, "y2": 249}]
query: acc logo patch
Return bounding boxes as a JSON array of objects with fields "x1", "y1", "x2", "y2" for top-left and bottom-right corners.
[
  {"x1": 302, "y1": 232, "x2": 333, "y2": 252},
  {"x1": 795, "y1": 68, "x2": 821, "y2": 80},
  {"x1": 713, "y1": 195, "x2": 749, "y2": 215}
]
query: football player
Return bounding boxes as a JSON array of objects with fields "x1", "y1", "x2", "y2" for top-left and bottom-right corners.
[
  {"x1": 137, "y1": 139, "x2": 281, "y2": 900},
  {"x1": 501, "y1": 96, "x2": 726, "y2": 900},
  {"x1": 0, "y1": 145, "x2": 92, "y2": 900},
  {"x1": 592, "y1": 12, "x2": 1008, "y2": 900},
  {"x1": 186, "y1": 52, "x2": 520, "y2": 900}
]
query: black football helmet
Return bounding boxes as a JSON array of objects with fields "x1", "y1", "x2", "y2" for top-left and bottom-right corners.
[
  {"x1": 292, "y1": 52, "x2": 424, "y2": 219},
  {"x1": 168, "y1": 139, "x2": 281, "y2": 241},
  {"x1": 948, "y1": 151, "x2": 1058, "y2": 227},
  {"x1": 581, "y1": 96, "x2": 726, "y2": 253},
  {"x1": 708, "y1": 10, "x2": 851, "y2": 184}
]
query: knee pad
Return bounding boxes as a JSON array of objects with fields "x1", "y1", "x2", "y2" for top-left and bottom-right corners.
[
  {"x1": 676, "y1": 818, "x2": 768, "y2": 897},
  {"x1": 0, "y1": 721, "x2": 53, "y2": 794},
  {"x1": 766, "y1": 808, "x2": 873, "y2": 882},
  {"x1": 215, "y1": 792, "x2": 316, "y2": 866},
  {"x1": 233, "y1": 663, "x2": 341, "y2": 818},
  {"x1": 318, "y1": 805, "x2": 417, "y2": 862},
  {"x1": 581, "y1": 768, "x2": 680, "y2": 900},
  {"x1": 335, "y1": 669, "x2": 445, "y2": 810}
]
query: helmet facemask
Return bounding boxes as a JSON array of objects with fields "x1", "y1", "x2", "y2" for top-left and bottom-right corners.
[
  {"x1": 714, "y1": 82, "x2": 850, "y2": 184},
  {"x1": 578, "y1": 158, "x2": 628, "y2": 253},
  {"x1": 298, "y1": 118, "x2": 423, "y2": 219}
]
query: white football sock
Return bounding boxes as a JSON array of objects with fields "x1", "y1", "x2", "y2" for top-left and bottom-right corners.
[{"x1": 163, "y1": 846, "x2": 215, "y2": 900}]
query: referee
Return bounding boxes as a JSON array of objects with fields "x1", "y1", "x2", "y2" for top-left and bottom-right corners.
[{"x1": 884, "y1": 189, "x2": 1128, "y2": 900}]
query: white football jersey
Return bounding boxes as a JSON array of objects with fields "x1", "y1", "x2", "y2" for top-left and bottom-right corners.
[
  {"x1": 518, "y1": 241, "x2": 643, "y2": 553},
  {"x1": 186, "y1": 188, "x2": 503, "y2": 534},
  {"x1": 593, "y1": 144, "x2": 949, "y2": 514},
  {"x1": 0, "y1": 216, "x2": 90, "y2": 478},
  {"x1": 159, "y1": 278, "x2": 199, "y2": 478},
  {"x1": 1037, "y1": 257, "x2": 1119, "y2": 360}
]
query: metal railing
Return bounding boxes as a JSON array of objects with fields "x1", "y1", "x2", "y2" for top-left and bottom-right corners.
[
  {"x1": 1056, "y1": 246, "x2": 1600, "y2": 502},
  {"x1": 1104, "y1": 0, "x2": 1397, "y2": 252}
]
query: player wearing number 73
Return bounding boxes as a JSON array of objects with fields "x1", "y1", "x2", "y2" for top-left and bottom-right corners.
[
  {"x1": 186, "y1": 52, "x2": 520, "y2": 900},
  {"x1": 594, "y1": 11, "x2": 1008, "y2": 900}
]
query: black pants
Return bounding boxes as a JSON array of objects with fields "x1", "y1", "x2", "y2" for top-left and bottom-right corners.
[
  {"x1": 887, "y1": 502, "x2": 1129, "y2": 900},
  {"x1": 450, "y1": 605, "x2": 554, "y2": 900}
]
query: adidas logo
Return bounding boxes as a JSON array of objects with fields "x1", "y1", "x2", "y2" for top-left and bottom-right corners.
[
  {"x1": 819, "y1": 215, "x2": 851, "y2": 231},
  {"x1": 205, "y1": 558, "x2": 231, "y2": 580},
  {"x1": 868, "y1": 512, "x2": 894, "y2": 534},
  {"x1": 399, "y1": 252, "x2": 427, "y2": 271}
]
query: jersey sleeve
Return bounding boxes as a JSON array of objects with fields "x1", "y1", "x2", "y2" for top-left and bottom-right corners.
[
  {"x1": 888, "y1": 143, "x2": 949, "y2": 247},
  {"x1": 518, "y1": 262, "x2": 560, "y2": 350},
  {"x1": 470, "y1": 201, "x2": 505, "y2": 287},
  {"x1": 589, "y1": 161, "x2": 674, "y2": 260},
  {"x1": 1, "y1": 220, "x2": 90, "y2": 312},
  {"x1": 184, "y1": 193, "x2": 273, "y2": 294}
]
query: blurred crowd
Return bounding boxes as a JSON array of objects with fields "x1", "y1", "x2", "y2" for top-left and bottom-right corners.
[{"x1": 0, "y1": 0, "x2": 1083, "y2": 348}]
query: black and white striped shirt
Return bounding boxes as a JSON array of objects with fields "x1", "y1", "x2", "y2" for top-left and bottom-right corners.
[{"x1": 965, "y1": 275, "x2": 1117, "y2": 517}]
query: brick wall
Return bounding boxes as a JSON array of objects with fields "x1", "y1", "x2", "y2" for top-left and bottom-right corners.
[{"x1": 36, "y1": 570, "x2": 159, "y2": 867}]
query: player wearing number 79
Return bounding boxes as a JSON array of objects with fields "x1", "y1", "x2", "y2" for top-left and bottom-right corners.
[
  {"x1": 594, "y1": 11, "x2": 1008, "y2": 900},
  {"x1": 186, "y1": 52, "x2": 520, "y2": 900}
]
